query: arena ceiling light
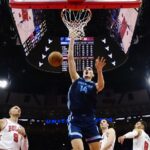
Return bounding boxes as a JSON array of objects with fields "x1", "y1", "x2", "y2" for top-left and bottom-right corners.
[
  {"x1": 147, "y1": 76, "x2": 150, "y2": 85},
  {"x1": 0, "y1": 79, "x2": 9, "y2": 89}
]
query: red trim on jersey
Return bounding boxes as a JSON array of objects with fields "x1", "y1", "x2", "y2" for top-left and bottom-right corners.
[{"x1": 144, "y1": 141, "x2": 149, "y2": 150}]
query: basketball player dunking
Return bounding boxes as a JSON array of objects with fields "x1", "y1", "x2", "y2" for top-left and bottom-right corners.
[
  {"x1": 118, "y1": 120, "x2": 150, "y2": 150},
  {"x1": 0, "y1": 105, "x2": 29, "y2": 150},
  {"x1": 67, "y1": 34, "x2": 106, "y2": 150}
]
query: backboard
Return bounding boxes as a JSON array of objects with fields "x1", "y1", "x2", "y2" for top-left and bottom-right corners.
[
  {"x1": 10, "y1": 7, "x2": 139, "y2": 73},
  {"x1": 9, "y1": 0, "x2": 141, "y2": 73},
  {"x1": 10, "y1": 0, "x2": 141, "y2": 9}
]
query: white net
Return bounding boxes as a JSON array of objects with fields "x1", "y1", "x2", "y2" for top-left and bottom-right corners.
[{"x1": 61, "y1": 9, "x2": 92, "y2": 39}]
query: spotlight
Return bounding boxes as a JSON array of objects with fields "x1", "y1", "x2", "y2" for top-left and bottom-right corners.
[
  {"x1": 147, "y1": 77, "x2": 150, "y2": 85},
  {"x1": 0, "y1": 79, "x2": 9, "y2": 89}
]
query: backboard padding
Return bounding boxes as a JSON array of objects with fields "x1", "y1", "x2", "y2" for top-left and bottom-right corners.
[{"x1": 10, "y1": 0, "x2": 141, "y2": 9}]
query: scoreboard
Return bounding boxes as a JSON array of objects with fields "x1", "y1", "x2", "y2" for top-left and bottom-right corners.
[
  {"x1": 60, "y1": 37, "x2": 94, "y2": 72},
  {"x1": 24, "y1": 36, "x2": 96, "y2": 73},
  {"x1": 20, "y1": 36, "x2": 128, "y2": 73}
]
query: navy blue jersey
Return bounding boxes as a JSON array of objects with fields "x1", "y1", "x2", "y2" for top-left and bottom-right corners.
[{"x1": 67, "y1": 78, "x2": 97, "y2": 114}]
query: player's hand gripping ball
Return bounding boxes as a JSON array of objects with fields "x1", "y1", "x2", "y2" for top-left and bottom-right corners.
[{"x1": 48, "y1": 51, "x2": 63, "y2": 67}]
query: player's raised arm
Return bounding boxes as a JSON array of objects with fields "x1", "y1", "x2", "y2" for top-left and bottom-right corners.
[
  {"x1": 95, "y1": 57, "x2": 106, "y2": 92},
  {"x1": 68, "y1": 35, "x2": 80, "y2": 82}
]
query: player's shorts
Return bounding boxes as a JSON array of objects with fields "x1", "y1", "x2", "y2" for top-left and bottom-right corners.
[{"x1": 67, "y1": 113, "x2": 102, "y2": 143}]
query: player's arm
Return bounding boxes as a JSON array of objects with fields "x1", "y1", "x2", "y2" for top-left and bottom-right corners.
[
  {"x1": 0, "y1": 119, "x2": 3, "y2": 130},
  {"x1": 68, "y1": 36, "x2": 79, "y2": 82},
  {"x1": 95, "y1": 57, "x2": 106, "y2": 92},
  {"x1": 101, "y1": 128, "x2": 116, "y2": 150},
  {"x1": 18, "y1": 127, "x2": 29, "y2": 150},
  {"x1": 0, "y1": 119, "x2": 6, "y2": 131},
  {"x1": 20, "y1": 135, "x2": 29, "y2": 150},
  {"x1": 17, "y1": 126, "x2": 27, "y2": 137},
  {"x1": 118, "y1": 129, "x2": 140, "y2": 144}
]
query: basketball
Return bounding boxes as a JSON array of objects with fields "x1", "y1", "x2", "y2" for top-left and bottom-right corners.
[{"x1": 48, "y1": 51, "x2": 63, "y2": 67}]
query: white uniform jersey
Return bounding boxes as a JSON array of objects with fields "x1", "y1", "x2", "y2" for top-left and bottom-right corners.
[
  {"x1": 133, "y1": 130, "x2": 150, "y2": 150},
  {"x1": 0, "y1": 119, "x2": 24, "y2": 150},
  {"x1": 100, "y1": 129, "x2": 116, "y2": 150}
]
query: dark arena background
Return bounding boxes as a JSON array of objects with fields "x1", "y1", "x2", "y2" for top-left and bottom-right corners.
[{"x1": 0, "y1": 0, "x2": 150, "y2": 149}]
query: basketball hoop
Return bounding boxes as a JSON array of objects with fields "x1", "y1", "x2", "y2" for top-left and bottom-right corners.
[{"x1": 61, "y1": 9, "x2": 92, "y2": 39}]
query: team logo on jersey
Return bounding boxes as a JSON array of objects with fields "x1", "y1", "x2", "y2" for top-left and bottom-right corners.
[{"x1": 8, "y1": 125, "x2": 18, "y2": 132}]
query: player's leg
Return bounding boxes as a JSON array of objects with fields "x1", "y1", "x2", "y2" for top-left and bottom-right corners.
[
  {"x1": 88, "y1": 141, "x2": 100, "y2": 150},
  {"x1": 71, "y1": 138, "x2": 84, "y2": 150},
  {"x1": 84, "y1": 117, "x2": 101, "y2": 150},
  {"x1": 68, "y1": 115, "x2": 84, "y2": 150}
]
